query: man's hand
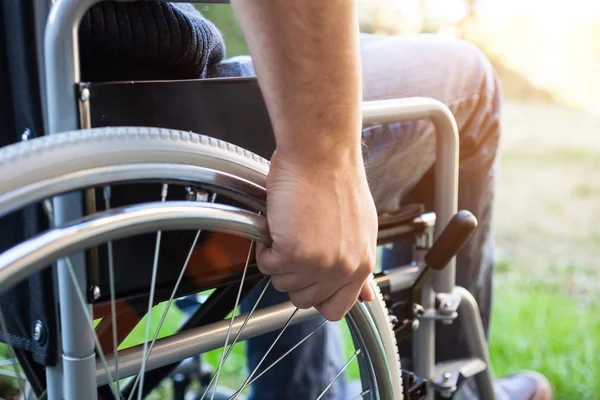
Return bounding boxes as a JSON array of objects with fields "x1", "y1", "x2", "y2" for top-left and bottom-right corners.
[
  {"x1": 257, "y1": 151, "x2": 376, "y2": 321},
  {"x1": 231, "y1": 0, "x2": 370, "y2": 320}
]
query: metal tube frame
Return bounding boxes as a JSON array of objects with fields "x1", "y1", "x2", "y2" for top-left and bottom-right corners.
[
  {"x1": 363, "y1": 99, "x2": 459, "y2": 394},
  {"x1": 42, "y1": 0, "x2": 493, "y2": 398},
  {"x1": 43, "y1": 2, "x2": 235, "y2": 395},
  {"x1": 45, "y1": 1, "x2": 102, "y2": 399},
  {"x1": 363, "y1": 100, "x2": 495, "y2": 399},
  {"x1": 35, "y1": 0, "x2": 62, "y2": 396},
  {"x1": 455, "y1": 287, "x2": 496, "y2": 399}
]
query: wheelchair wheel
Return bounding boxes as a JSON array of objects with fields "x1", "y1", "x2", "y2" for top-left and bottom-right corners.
[{"x1": 0, "y1": 127, "x2": 402, "y2": 400}]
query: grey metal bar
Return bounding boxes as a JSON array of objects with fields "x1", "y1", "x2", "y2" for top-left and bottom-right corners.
[
  {"x1": 45, "y1": 0, "x2": 103, "y2": 398},
  {"x1": 96, "y1": 303, "x2": 320, "y2": 385},
  {"x1": 36, "y1": 0, "x2": 62, "y2": 395},
  {"x1": 413, "y1": 272, "x2": 436, "y2": 400},
  {"x1": 0, "y1": 202, "x2": 269, "y2": 294},
  {"x1": 45, "y1": 0, "x2": 101, "y2": 135},
  {"x1": 54, "y1": 200, "x2": 97, "y2": 400},
  {"x1": 45, "y1": 268, "x2": 65, "y2": 400},
  {"x1": 362, "y1": 98, "x2": 459, "y2": 294},
  {"x1": 455, "y1": 287, "x2": 495, "y2": 400},
  {"x1": 377, "y1": 223, "x2": 423, "y2": 245},
  {"x1": 375, "y1": 265, "x2": 422, "y2": 294},
  {"x1": 412, "y1": 225, "x2": 435, "y2": 400},
  {"x1": 363, "y1": 98, "x2": 458, "y2": 399}
]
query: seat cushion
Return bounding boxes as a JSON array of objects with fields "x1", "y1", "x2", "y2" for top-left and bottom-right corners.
[{"x1": 79, "y1": 2, "x2": 225, "y2": 82}]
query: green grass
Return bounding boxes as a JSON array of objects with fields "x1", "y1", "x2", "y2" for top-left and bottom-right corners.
[
  {"x1": 489, "y1": 277, "x2": 599, "y2": 399},
  {"x1": 119, "y1": 301, "x2": 185, "y2": 350}
]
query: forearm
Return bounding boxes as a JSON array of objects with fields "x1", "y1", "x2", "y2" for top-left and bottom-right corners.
[{"x1": 231, "y1": 0, "x2": 362, "y2": 165}]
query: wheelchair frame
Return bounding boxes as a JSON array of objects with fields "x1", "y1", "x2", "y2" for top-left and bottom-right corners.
[{"x1": 4, "y1": 0, "x2": 499, "y2": 398}]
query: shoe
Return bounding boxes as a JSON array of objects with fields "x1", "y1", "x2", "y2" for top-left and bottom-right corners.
[
  {"x1": 455, "y1": 370, "x2": 552, "y2": 400},
  {"x1": 494, "y1": 371, "x2": 552, "y2": 400}
]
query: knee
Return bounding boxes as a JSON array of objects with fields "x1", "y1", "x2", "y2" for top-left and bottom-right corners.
[
  {"x1": 446, "y1": 37, "x2": 503, "y2": 153},
  {"x1": 472, "y1": 44, "x2": 502, "y2": 120},
  {"x1": 449, "y1": 37, "x2": 502, "y2": 111}
]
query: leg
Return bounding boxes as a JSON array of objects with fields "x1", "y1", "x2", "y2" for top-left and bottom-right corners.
[
  {"x1": 361, "y1": 33, "x2": 550, "y2": 400},
  {"x1": 359, "y1": 33, "x2": 501, "y2": 363}
]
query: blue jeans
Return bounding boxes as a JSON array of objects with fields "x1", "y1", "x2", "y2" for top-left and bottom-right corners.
[{"x1": 211, "y1": 33, "x2": 502, "y2": 399}]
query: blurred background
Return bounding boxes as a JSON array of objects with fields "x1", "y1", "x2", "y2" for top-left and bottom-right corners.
[{"x1": 199, "y1": 1, "x2": 600, "y2": 398}]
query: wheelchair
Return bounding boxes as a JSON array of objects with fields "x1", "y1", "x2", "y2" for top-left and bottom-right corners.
[{"x1": 0, "y1": 1, "x2": 496, "y2": 399}]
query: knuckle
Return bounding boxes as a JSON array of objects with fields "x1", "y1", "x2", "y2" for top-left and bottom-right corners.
[
  {"x1": 288, "y1": 241, "x2": 310, "y2": 260},
  {"x1": 337, "y1": 255, "x2": 357, "y2": 277},
  {"x1": 361, "y1": 256, "x2": 375, "y2": 276}
]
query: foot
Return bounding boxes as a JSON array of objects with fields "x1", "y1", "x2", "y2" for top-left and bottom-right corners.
[
  {"x1": 455, "y1": 371, "x2": 552, "y2": 400},
  {"x1": 494, "y1": 371, "x2": 552, "y2": 400}
]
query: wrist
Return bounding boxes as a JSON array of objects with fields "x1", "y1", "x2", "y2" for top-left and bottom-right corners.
[
  {"x1": 276, "y1": 146, "x2": 363, "y2": 172},
  {"x1": 275, "y1": 134, "x2": 363, "y2": 169}
]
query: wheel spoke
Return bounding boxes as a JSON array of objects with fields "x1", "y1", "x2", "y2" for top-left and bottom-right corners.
[
  {"x1": 199, "y1": 277, "x2": 272, "y2": 400},
  {"x1": 315, "y1": 349, "x2": 361, "y2": 400},
  {"x1": 349, "y1": 389, "x2": 371, "y2": 400},
  {"x1": 135, "y1": 184, "x2": 169, "y2": 400},
  {"x1": 230, "y1": 307, "x2": 299, "y2": 400},
  {"x1": 209, "y1": 240, "x2": 254, "y2": 400},
  {"x1": 103, "y1": 186, "x2": 120, "y2": 394}
]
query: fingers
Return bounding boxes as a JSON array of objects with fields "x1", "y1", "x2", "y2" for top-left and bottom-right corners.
[
  {"x1": 315, "y1": 280, "x2": 363, "y2": 321},
  {"x1": 287, "y1": 280, "x2": 343, "y2": 309},
  {"x1": 257, "y1": 245, "x2": 324, "y2": 293},
  {"x1": 270, "y1": 272, "x2": 314, "y2": 292},
  {"x1": 256, "y1": 243, "x2": 375, "y2": 321},
  {"x1": 359, "y1": 275, "x2": 375, "y2": 302},
  {"x1": 289, "y1": 271, "x2": 372, "y2": 320}
]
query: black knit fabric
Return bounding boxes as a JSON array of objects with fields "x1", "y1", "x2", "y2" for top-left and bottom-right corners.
[{"x1": 79, "y1": 2, "x2": 225, "y2": 82}]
